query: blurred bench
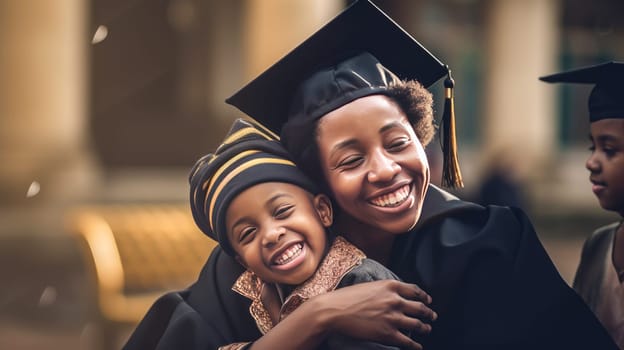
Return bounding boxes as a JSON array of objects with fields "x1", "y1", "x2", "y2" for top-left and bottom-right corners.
[{"x1": 67, "y1": 203, "x2": 218, "y2": 350}]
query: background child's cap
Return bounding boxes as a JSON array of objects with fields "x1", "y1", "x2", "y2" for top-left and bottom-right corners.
[
  {"x1": 226, "y1": 0, "x2": 463, "y2": 188},
  {"x1": 539, "y1": 61, "x2": 624, "y2": 122},
  {"x1": 189, "y1": 118, "x2": 319, "y2": 256}
]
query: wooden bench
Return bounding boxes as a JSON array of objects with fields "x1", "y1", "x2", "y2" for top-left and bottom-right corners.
[{"x1": 67, "y1": 203, "x2": 218, "y2": 349}]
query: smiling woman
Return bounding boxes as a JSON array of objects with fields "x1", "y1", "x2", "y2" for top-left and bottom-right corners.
[
  {"x1": 315, "y1": 94, "x2": 430, "y2": 264},
  {"x1": 224, "y1": 0, "x2": 618, "y2": 348},
  {"x1": 124, "y1": 1, "x2": 618, "y2": 349}
]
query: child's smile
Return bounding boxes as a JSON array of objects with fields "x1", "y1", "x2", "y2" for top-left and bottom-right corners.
[
  {"x1": 271, "y1": 242, "x2": 306, "y2": 269},
  {"x1": 226, "y1": 182, "x2": 333, "y2": 286}
]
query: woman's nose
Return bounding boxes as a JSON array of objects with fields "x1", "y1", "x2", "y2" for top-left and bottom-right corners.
[{"x1": 367, "y1": 151, "x2": 401, "y2": 183}]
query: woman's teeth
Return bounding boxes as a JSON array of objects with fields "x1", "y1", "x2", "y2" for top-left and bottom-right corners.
[
  {"x1": 370, "y1": 185, "x2": 410, "y2": 207},
  {"x1": 274, "y1": 243, "x2": 303, "y2": 265}
]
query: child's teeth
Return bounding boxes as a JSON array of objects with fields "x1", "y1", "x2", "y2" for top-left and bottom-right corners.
[{"x1": 275, "y1": 243, "x2": 302, "y2": 265}]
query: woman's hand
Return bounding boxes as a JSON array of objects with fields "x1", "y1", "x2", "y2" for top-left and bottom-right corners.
[
  {"x1": 311, "y1": 280, "x2": 436, "y2": 350},
  {"x1": 249, "y1": 280, "x2": 435, "y2": 350}
]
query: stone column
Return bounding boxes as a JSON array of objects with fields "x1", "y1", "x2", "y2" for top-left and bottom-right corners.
[
  {"x1": 0, "y1": 0, "x2": 99, "y2": 208},
  {"x1": 242, "y1": 0, "x2": 343, "y2": 80},
  {"x1": 482, "y1": 0, "x2": 560, "y2": 180}
]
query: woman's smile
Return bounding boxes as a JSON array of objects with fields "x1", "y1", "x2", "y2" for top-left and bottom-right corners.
[{"x1": 368, "y1": 183, "x2": 413, "y2": 209}]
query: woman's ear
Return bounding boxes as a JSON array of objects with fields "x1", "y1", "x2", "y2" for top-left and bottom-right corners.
[{"x1": 313, "y1": 194, "x2": 333, "y2": 227}]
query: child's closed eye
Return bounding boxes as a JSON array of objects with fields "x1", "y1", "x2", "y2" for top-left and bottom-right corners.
[
  {"x1": 274, "y1": 204, "x2": 294, "y2": 219},
  {"x1": 239, "y1": 227, "x2": 256, "y2": 243}
]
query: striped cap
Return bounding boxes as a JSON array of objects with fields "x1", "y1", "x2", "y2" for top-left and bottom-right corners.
[{"x1": 189, "y1": 118, "x2": 319, "y2": 256}]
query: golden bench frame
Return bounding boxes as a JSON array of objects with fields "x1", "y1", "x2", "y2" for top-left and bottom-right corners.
[{"x1": 67, "y1": 203, "x2": 217, "y2": 349}]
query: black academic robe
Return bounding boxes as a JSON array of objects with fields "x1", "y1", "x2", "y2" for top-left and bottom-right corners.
[{"x1": 123, "y1": 185, "x2": 617, "y2": 350}]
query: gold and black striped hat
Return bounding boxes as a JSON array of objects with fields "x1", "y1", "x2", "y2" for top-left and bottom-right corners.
[{"x1": 189, "y1": 118, "x2": 319, "y2": 255}]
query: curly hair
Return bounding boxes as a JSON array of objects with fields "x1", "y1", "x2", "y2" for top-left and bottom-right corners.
[{"x1": 386, "y1": 79, "x2": 436, "y2": 147}]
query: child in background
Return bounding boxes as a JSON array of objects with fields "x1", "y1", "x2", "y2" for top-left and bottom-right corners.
[
  {"x1": 541, "y1": 61, "x2": 624, "y2": 348},
  {"x1": 188, "y1": 118, "x2": 414, "y2": 350}
]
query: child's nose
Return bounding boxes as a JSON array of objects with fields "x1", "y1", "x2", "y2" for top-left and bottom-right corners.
[
  {"x1": 262, "y1": 226, "x2": 286, "y2": 247},
  {"x1": 586, "y1": 153, "x2": 601, "y2": 173}
]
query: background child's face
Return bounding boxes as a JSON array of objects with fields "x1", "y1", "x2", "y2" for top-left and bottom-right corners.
[
  {"x1": 586, "y1": 118, "x2": 624, "y2": 216},
  {"x1": 226, "y1": 182, "x2": 332, "y2": 285},
  {"x1": 316, "y1": 95, "x2": 429, "y2": 236}
]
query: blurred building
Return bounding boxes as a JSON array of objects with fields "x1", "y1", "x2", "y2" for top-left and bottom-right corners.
[{"x1": 0, "y1": 1, "x2": 622, "y2": 349}]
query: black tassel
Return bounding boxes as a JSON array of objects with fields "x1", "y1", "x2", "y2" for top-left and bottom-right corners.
[{"x1": 440, "y1": 66, "x2": 463, "y2": 189}]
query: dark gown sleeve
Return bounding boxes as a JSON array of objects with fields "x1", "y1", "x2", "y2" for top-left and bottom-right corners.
[
  {"x1": 390, "y1": 201, "x2": 618, "y2": 350},
  {"x1": 323, "y1": 259, "x2": 403, "y2": 350},
  {"x1": 123, "y1": 246, "x2": 261, "y2": 350}
]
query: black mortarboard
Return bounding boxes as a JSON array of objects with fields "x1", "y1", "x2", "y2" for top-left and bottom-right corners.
[
  {"x1": 226, "y1": 0, "x2": 463, "y2": 188},
  {"x1": 539, "y1": 61, "x2": 624, "y2": 122}
]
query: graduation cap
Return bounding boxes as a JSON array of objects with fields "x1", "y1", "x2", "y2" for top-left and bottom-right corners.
[
  {"x1": 226, "y1": 0, "x2": 463, "y2": 188},
  {"x1": 539, "y1": 61, "x2": 624, "y2": 122}
]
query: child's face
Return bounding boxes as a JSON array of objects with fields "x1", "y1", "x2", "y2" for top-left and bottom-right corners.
[
  {"x1": 315, "y1": 95, "x2": 430, "y2": 236},
  {"x1": 587, "y1": 118, "x2": 624, "y2": 216},
  {"x1": 226, "y1": 182, "x2": 332, "y2": 285}
]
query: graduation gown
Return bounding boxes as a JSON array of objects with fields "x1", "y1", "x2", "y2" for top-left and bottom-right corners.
[
  {"x1": 573, "y1": 222, "x2": 624, "y2": 347},
  {"x1": 123, "y1": 185, "x2": 617, "y2": 350}
]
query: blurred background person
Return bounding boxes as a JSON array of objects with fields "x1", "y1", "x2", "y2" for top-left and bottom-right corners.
[{"x1": 475, "y1": 148, "x2": 528, "y2": 211}]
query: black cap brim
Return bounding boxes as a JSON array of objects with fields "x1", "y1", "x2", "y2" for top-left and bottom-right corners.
[
  {"x1": 539, "y1": 61, "x2": 624, "y2": 122},
  {"x1": 539, "y1": 61, "x2": 624, "y2": 84},
  {"x1": 226, "y1": 0, "x2": 447, "y2": 134}
]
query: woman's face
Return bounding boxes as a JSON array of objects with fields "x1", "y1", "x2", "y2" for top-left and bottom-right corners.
[{"x1": 316, "y1": 94, "x2": 430, "y2": 236}]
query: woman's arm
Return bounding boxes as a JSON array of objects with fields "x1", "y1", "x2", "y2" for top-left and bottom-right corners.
[
  {"x1": 249, "y1": 280, "x2": 436, "y2": 350},
  {"x1": 126, "y1": 248, "x2": 435, "y2": 350}
]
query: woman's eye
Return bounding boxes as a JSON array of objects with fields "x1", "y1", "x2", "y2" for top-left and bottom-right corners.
[
  {"x1": 337, "y1": 155, "x2": 364, "y2": 169},
  {"x1": 388, "y1": 137, "x2": 410, "y2": 151},
  {"x1": 274, "y1": 205, "x2": 294, "y2": 219}
]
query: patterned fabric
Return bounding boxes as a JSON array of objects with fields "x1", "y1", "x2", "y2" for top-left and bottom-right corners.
[
  {"x1": 218, "y1": 342, "x2": 252, "y2": 350},
  {"x1": 231, "y1": 236, "x2": 366, "y2": 334}
]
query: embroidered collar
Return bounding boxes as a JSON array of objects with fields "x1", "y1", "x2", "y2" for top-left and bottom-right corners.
[{"x1": 231, "y1": 236, "x2": 366, "y2": 334}]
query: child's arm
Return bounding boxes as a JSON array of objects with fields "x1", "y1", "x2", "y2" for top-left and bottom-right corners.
[{"x1": 246, "y1": 280, "x2": 434, "y2": 350}]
